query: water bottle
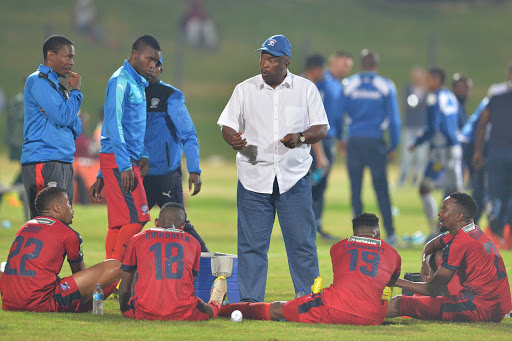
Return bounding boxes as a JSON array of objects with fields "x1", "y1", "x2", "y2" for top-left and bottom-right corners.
[
  {"x1": 92, "y1": 284, "x2": 104, "y2": 315},
  {"x1": 295, "y1": 288, "x2": 306, "y2": 299},
  {"x1": 311, "y1": 168, "x2": 324, "y2": 186}
]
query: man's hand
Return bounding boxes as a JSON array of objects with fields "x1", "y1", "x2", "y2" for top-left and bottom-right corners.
[
  {"x1": 408, "y1": 145, "x2": 416, "y2": 153},
  {"x1": 121, "y1": 168, "x2": 135, "y2": 193},
  {"x1": 420, "y1": 260, "x2": 434, "y2": 282},
  {"x1": 68, "y1": 72, "x2": 81, "y2": 91},
  {"x1": 472, "y1": 151, "x2": 484, "y2": 171},
  {"x1": 338, "y1": 140, "x2": 347, "y2": 158},
  {"x1": 229, "y1": 131, "x2": 247, "y2": 150},
  {"x1": 281, "y1": 133, "x2": 301, "y2": 149},
  {"x1": 189, "y1": 173, "x2": 202, "y2": 196},
  {"x1": 139, "y1": 157, "x2": 150, "y2": 177},
  {"x1": 90, "y1": 177, "x2": 104, "y2": 201}
]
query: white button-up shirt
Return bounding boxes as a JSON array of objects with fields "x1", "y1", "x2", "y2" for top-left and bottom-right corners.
[{"x1": 218, "y1": 71, "x2": 329, "y2": 194}]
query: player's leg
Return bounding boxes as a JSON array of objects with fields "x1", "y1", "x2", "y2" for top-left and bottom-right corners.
[
  {"x1": 367, "y1": 140, "x2": 395, "y2": 240},
  {"x1": 156, "y1": 169, "x2": 209, "y2": 252},
  {"x1": 236, "y1": 180, "x2": 275, "y2": 302},
  {"x1": 346, "y1": 138, "x2": 365, "y2": 216},
  {"x1": 72, "y1": 259, "x2": 122, "y2": 303},
  {"x1": 105, "y1": 228, "x2": 119, "y2": 259},
  {"x1": 388, "y1": 295, "x2": 443, "y2": 320},
  {"x1": 218, "y1": 301, "x2": 275, "y2": 320},
  {"x1": 21, "y1": 163, "x2": 41, "y2": 218},
  {"x1": 142, "y1": 175, "x2": 157, "y2": 211},
  {"x1": 486, "y1": 154, "x2": 507, "y2": 236},
  {"x1": 419, "y1": 175, "x2": 438, "y2": 238},
  {"x1": 276, "y1": 175, "x2": 319, "y2": 296}
]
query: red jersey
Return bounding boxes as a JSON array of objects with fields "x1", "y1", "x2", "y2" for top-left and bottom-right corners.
[
  {"x1": 0, "y1": 217, "x2": 83, "y2": 311},
  {"x1": 322, "y1": 236, "x2": 401, "y2": 320},
  {"x1": 121, "y1": 227, "x2": 201, "y2": 320},
  {"x1": 440, "y1": 222, "x2": 512, "y2": 314}
]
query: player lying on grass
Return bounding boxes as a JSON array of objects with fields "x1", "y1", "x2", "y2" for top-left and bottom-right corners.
[
  {"x1": 119, "y1": 202, "x2": 227, "y2": 321},
  {"x1": 0, "y1": 187, "x2": 121, "y2": 312},
  {"x1": 218, "y1": 213, "x2": 401, "y2": 325},
  {"x1": 387, "y1": 192, "x2": 512, "y2": 322}
]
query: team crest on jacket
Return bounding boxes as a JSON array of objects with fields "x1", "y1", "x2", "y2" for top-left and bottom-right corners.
[
  {"x1": 150, "y1": 98, "x2": 160, "y2": 108},
  {"x1": 141, "y1": 204, "x2": 149, "y2": 214}
]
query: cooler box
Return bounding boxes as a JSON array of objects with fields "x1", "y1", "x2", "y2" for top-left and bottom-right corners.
[{"x1": 194, "y1": 252, "x2": 240, "y2": 303}]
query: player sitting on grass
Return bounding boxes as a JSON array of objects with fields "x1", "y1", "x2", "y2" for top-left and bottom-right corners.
[
  {"x1": 0, "y1": 187, "x2": 121, "y2": 312},
  {"x1": 119, "y1": 202, "x2": 227, "y2": 321},
  {"x1": 219, "y1": 213, "x2": 401, "y2": 325},
  {"x1": 387, "y1": 192, "x2": 512, "y2": 322}
]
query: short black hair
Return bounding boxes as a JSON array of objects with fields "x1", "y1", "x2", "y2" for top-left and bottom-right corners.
[
  {"x1": 43, "y1": 35, "x2": 73, "y2": 60},
  {"x1": 429, "y1": 67, "x2": 446, "y2": 85},
  {"x1": 352, "y1": 213, "x2": 380, "y2": 233},
  {"x1": 452, "y1": 73, "x2": 472, "y2": 87},
  {"x1": 333, "y1": 50, "x2": 352, "y2": 59},
  {"x1": 361, "y1": 49, "x2": 379, "y2": 68},
  {"x1": 159, "y1": 202, "x2": 186, "y2": 227},
  {"x1": 449, "y1": 192, "x2": 477, "y2": 220},
  {"x1": 34, "y1": 187, "x2": 67, "y2": 215},
  {"x1": 304, "y1": 54, "x2": 326, "y2": 71},
  {"x1": 132, "y1": 34, "x2": 161, "y2": 52}
]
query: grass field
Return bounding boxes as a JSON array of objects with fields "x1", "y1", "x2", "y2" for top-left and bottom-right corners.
[{"x1": 1, "y1": 157, "x2": 512, "y2": 340}]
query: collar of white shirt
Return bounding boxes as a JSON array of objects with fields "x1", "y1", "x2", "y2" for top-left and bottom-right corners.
[{"x1": 258, "y1": 71, "x2": 293, "y2": 90}]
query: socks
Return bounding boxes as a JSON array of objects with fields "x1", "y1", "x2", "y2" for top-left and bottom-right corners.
[
  {"x1": 421, "y1": 194, "x2": 438, "y2": 235},
  {"x1": 208, "y1": 301, "x2": 221, "y2": 318},
  {"x1": 112, "y1": 223, "x2": 143, "y2": 262},
  {"x1": 219, "y1": 302, "x2": 271, "y2": 320},
  {"x1": 105, "y1": 228, "x2": 119, "y2": 259}
]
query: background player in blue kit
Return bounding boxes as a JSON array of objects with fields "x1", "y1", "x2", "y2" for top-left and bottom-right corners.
[
  {"x1": 338, "y1": 50, "x2": 401, "y2": 245},
  {"x1": 410, "y1": 67, "x2": 463, "y2": 240},
  {"x1": 142, "y1": 54, "x2": 208, "y2": 252}
]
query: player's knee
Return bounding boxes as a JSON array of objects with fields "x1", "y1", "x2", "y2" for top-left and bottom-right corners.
[
  {"x1": 269, "y1": 301, "x2": 286, "y2": 321},
  {"x1": 387, "y1": 296, "x2": 401, "y2": 318}
]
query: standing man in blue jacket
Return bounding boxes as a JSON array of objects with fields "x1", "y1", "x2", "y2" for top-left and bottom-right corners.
[
  {"x1": 338, "y1": 50, "x2": 400, "y2": 244},
  {"x1": 410, "y1": 67, "x2": 463, "y2": 239},
  {"x1": 142, "y1": 54, "x2": 208, "y2": 251},
  {"x1": 21, "y1": 35, "x2": 83, "y2": 218},
  {"x1": 90, "y1": 35, "x2": 161, "y2": 263}
]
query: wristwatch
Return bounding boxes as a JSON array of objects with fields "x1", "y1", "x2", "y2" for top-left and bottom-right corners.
[{"x1": 298, "y1": 132, "x2": 306, "y2": 143}]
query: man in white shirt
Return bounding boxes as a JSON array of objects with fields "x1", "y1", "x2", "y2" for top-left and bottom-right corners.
[{"x1": 217, "y1": 34, "x2": 329, "y2": 302}]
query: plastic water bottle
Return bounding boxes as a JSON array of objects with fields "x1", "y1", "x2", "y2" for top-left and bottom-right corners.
[
  {"x1": 295, "y1": 288, "x2": 306, "y2": 299},
  {"x1": 92, "y1": 284, "x2": 104, "y2": 315},
  {"x1": 311, "y1": 168, "x2": 325, "y2": 186}
]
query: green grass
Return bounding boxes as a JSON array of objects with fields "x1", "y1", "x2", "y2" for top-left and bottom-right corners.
[{"x1": 1, "y1": 157, "x2": 512, "y2": 340}]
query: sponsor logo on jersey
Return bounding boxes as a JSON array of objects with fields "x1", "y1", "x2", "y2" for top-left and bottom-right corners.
[
  {"x1": 141, "y1": 204, "x2": 149, "y2": 214},
  {"x1": 35, "y1": 217, "x2": 55, "y2": 225},
  {"x1": 60, "y1": 282, "x2": 71, "y2": 292},
  {"x1": 47, "y1": 181, "x2": 58, "y2": 188},
  {"x1": 462, "y1": 222, "x2": 476, "y2": 233},
  {"x1": 348, "y1": 236, "x2": 382, "y2": 246},
  {"x1": 150, "y1": 97, "x2": 160, "y2": 108},
  {"x1": 267, "y1": 39, "x2": 276, "y2": 46}
]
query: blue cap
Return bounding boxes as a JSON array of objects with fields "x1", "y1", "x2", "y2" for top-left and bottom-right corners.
[{"x1": 256, "y1": 34, "x2": 291, "y2": 58}]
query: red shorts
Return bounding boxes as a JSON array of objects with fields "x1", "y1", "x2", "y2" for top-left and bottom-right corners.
[
  {"x1": 2, "y1": 275, "x2": 87, "y2": 313},
  {"x1": 399, "y1": 294, "x2": 506, "y2": 322},
  {"x1": 100, "y1": 153, "x2": 150, "y2": 228},
  {"x1": 123, "y1": 297, "x2": 210, "y2": 321},
  {"x1": 282, "y1": 294, "x2": 383, "y2": 325}
]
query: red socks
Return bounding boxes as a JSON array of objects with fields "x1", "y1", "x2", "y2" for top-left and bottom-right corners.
[
  {"x1": 105, "y1": 228, "x2": 119, "y2": 259},
  {"x1": 219, "y1": 302, "x2": 271, "y2": 320},
  {"x1": 112, "y1": 223, "x2": 143, "y2": 262}
]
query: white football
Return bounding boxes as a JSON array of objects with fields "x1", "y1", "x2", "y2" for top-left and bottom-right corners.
[{"x1": 231, "y1": 309, "x2": 243, "y2": 322}]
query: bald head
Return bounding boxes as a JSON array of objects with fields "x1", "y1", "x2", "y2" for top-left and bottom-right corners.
[{"x1": 156, "y1": 202, "x2": 186, "y2": 229}]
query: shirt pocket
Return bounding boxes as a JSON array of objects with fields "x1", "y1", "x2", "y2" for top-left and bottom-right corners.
[{"x1": 285, "y1": 106, "x2": 308, "y2": 132}]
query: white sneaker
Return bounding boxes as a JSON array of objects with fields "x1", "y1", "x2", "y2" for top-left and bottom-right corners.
[{"x1": 208, "y1": 276, "x2": 227, "y2": 305}]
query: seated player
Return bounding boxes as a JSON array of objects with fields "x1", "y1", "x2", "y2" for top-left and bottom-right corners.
[
  {"x1": 119, "y1": 202, "x2": 227, "y2": 321},
  {"x1": 219, "y1": 213, "x2": 401, "y2": 325},
  {"x1": 0, "y1": 187, "x2": 121, "y2": 312},
  {"x1": 387, "y1": 192, "x2": 512, "y2": 322}
]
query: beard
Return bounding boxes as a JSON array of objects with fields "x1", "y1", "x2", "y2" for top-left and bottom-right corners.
[{"x1": 440, "y1": 223, "x2": 448, "y2": 233}]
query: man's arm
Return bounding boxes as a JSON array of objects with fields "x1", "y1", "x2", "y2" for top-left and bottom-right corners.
[
  {"x1": 119, "y1": 270, "x2": 135, "y2": 313},
  {"x1": 395, "y1": 266, "x2": 455, "y2": 297},
  {"x1": 420, "y1": 234, "x2": 448, "y2": 280},
  {"x1": 387, "y1": 81, "x2": 401, "y2": 152},
  {"x1": 280, "y1": 124, "x2": 328, "y2": 149},
  {"x1": 69, "y1": 260, "x2": 86, "y2": 274},
  {"x1": 311, "y1": 142, "x2": 329, "y2": 170},
  {"x1": 31, "y1": 78, "x2": 83, "y2": 128},
  {"x1": 222, "y1": 126, "x2": 247, "y2": 150},
  {"x1": 472, "y1": 108, "x2": 490, "y2": 171}
]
